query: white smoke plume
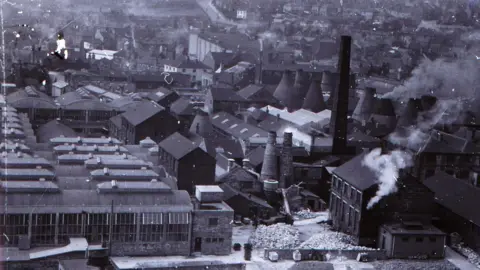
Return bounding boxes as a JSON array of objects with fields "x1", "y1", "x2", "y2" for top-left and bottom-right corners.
[
  {"x1": 362, "y1": 148, "x2": 413, "y2": 209},
  {"x1": 381, "y1": 57, "x2": 480, "y2": 102},
  {"x1": 363, "y1": 55, "x2": 475, "y2": 209}
]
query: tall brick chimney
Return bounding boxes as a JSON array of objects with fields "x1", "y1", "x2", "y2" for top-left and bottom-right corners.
[
  {"x1": 260, "y1": 131, "x2": 278, "y2": 181},
  {"x1": 329, "y1": 35, "x2": 352, "y2": 155},
  {"x1": 280, "y1": 132, "x2": 293, "y2": 189}
]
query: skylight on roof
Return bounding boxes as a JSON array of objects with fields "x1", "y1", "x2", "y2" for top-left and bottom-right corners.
[
  {"x1": 252, "y1": 133, "x2": 260, "y2": 137},
  {"x1": 240, "y1": 128, "x2": 248, "y2": 133},
  {"x1": 221, "y1": 119, "x2": 229, "y2": 124},
  {"x1": 212, "y1": 115, "x2": 220, "y2": 119},
  {"x1": 229, "y1": 124, "x2": 238, "y2": 129}
]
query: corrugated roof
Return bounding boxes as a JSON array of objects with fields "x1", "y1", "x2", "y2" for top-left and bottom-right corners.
[
  {"x1": 0, "y1": 189, "x2": 192, "y2": 214},
  {"x1": 97, "y1": 181, "x2": 171, "y2": 193},
  {"x1": 211, "y1": 112, "x2": 268, "y2": 140},
  {"x1": 424, "y1": 171, "x2": 480, "y2": 226},
  {"x1": 121, "y1": 100, "x2": 164, "y2": 126},
  {"x1": 50, "y1": 137, "x2": 122, "y2": 146}
]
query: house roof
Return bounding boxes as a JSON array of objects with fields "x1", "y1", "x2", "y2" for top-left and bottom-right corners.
[
  {"x1": 332, "y1": 153, "x2": 377, "y2": 190},
  {"x1": 170, "y1": 97, "x2": 195, "y2": 116},
  {"x1": 216, "y1": 165, "x2": 257, "y2": 183},
  {"x1": 209, "y1": 87, "x2": 246, "y2": 102},
  {"x1": 424, "y1": 171, "x2": 480, "y2": 227},
  {"x1": 164, "y1": 59, "x2": 210, "y2": 69},
  {"x1": 220, "y1": 182, "x2": 272, "y2": 209},
  {"x1": 158, "y1": 132, "x2": 201, "y2": 160},
  {"x1": 146, "y1": 87, "x2": 177, "y2": 103},
  {"x1": 6, "y1": 87, "x2": 57, "y2": 109},
  {"x1": 211, "y1": 111, "x2": 268, "y2": 140},
  {"x1": 121, "y1": 100, "x2": 164, "y2": 126}
]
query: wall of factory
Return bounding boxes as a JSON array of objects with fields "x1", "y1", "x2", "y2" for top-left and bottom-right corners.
[
  {"x1": 188, "y1": 34, "x2": 224, "y2": 62},
  {"x1": 134, "y1": 111, "x2": 180, "y2": 144},
  {"x1": 177, "y1": 149, "x2": 216, "y2": 194},
  {"x1": 191, "y1": 208, "x2": 234, "y2": 255},
  {"x1": 433, "y1": 203, "x2": 480, "y2": 254}
]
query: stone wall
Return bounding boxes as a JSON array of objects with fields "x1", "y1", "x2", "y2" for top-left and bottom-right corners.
[
  {"x1": 111, "y1": 241, "x2": 190, "y2": 256},
  {"x1": 263, "y1": 249, "x2": 387, "y2": 261},
  {"x1": 191, "y1": 208, "x2": 234, "y2": 255}
]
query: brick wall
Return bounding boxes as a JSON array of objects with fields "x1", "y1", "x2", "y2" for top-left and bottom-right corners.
[
  {"x1": 263, "y1": 249, "x2": 387, "y2": 261},
  {"x1": 111, "y1": 242, "x2": 190, "y2": 256},
  {"x1": 191, "y1": 209, "x2": 234, "y2": 255}
]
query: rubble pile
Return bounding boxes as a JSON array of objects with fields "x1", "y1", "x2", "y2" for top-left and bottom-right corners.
[
  {"x1": 299, "y1": 229, "x2": 375, "y2": 250},
  {"x1": 293, "y1": 209, "x2": 325, "y2": 220},
  {"x1": 453, "y1": 244, "x2": 480, "y2": 268},
  {"x1": 248, "y1": 223, "x2": 301, "y2": 249},
  {"x1": 372, "y1": 260, "x2": 460, "y2": 270}
]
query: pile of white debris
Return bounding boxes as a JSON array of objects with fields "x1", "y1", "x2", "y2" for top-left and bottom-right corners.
[
  {"x1": 453, "y1": 244, "x2": 480, "y2": 268},
  {"x1": 293, "y1": 209, "x2": 325, "y2": 220},
  {"x1": 299, "y1": 226, "x2": 375, "y2": 250},
  {"x1": 249, "y1": 223, "x2": 301, "y2": 249}
]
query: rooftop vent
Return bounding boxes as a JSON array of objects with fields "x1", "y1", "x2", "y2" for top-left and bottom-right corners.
[
  {"x1": 17, "y1": 152, "x2": 22, "y2": 158},
  {"x1": 151, "y1": 178, "x2": 158, "y2": 182},
  {"x1": 68, "y1": 151, "x2": 74, "y2": 155},
  {"x1": 93, "y1": 145, "x2": 98, "y2": 151},
  {"x1": 39, "y1": 178, "x2": 46, "y2": 181},
  {"x1": 111, "y1": 179, "x2": 118, "y2": 188},
  {"x1": 88, "y1": 153, "x2": 93, "y2": 159},
  {"x1": 141, "y1": 167, "x2": 147, "y2": 170},
  {"x1": 122, "y1": 153, "x2": 127, "y2": 159},
  {"x1": 103, "y1": 167, "x2": 109, "y2": 175},
  {"x1": 96, "y1": 157, "x2": 101, "y2": 164},
  {"x1": 36, "y1": 166, "x2": 42, "y2": 169}
]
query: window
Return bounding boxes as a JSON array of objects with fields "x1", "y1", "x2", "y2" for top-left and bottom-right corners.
[
  {"x1": 342, "y1": 183, "x2": 348, "y2": 194},
  {"x1": 206, "y1": 237, "x2": 211, "y2": 243},
  {"x1": 219, "y1": 238, "x2": 224, "y2": 243},
  {"x1": 166, "y1": 212, "x2": 189, "y2": 242},
  {"x1": 401, "y1": 237, "x2": 409, "y2": 242},
  {"x1": 112, "y1": 213, "x2": 136, "y2": 242},
  {"x1": 86, "y1": 213, "x2": 109, "y2": 243},
  {"x1": 58, "y1": 213, "x2": 83, "y2": 244},
  {"x1": 140, "y1": 213, "x2": 164, "y2": 242},
  {"x1": 212, "y1": 238, "x2": 218, "y2": 243},
  {"x1": 429, "y1": 237, "x2": 436, "y2": 242},
  {"x1": 4, "y1": 214, "x2": 29, "y2": 246},
  {"x1": 209, "y1": 218, "x2": 219, "y2": 226},
  {"x1": 31, "y1": 213, "x2": 56, "y2": 245},
  {"x1": 416, "y1": 237, "x2": 423, "y2": 242}
]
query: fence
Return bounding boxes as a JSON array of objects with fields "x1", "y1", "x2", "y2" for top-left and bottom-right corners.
[{"x1": 263, "y1": 249, "x2": 387, "y2": 261}]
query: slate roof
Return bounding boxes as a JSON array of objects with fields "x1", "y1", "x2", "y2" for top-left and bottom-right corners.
[
  {"x1": 209, "y1": 87, "x2": 246, "y2": 102},
  {"x1": 170, "y1": 97, "x2": 195, "y2": 116},
  {"x1": 211, "y1": 112, "x2": 268, "y2": 140},
  {"x1": 6, "y1": 88, "x2": 57, "y2": 109},
  {"x1": 216, "y1": 165, "x2": 257, "y2": 183},
  {"x1": 332, "y1": 153, "x2": 377, "y2": 190},
  {"x1": 424, "y1": 171, "x2": 480, "y2": 227},
  {"x1": 146, "y1": 87, "x2": 177, "y2": 103},
  {"x1": 220, "y1": 182, "x2": 272, "y2": 209},
  {"x1": 121, "y1": 100, "x2": 164, "y2": 126},
  {"x1": 164, "y1": 59, "x2": 210, "y2": 69},
  {"x1": 158, "y1": 132, "x2": 201, "y2": 160}
]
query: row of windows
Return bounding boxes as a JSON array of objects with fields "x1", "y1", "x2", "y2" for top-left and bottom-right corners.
[
  {"x1": 206, "y1": 237, "x2": 224, "y2": 243},
  {"x1": 401, "y1": 236, "x2": 438, "y2": 243},
  {"x1": 0, "y1": 212, "x2": 190, "y2": 246},
  {"x1": 332, "y1": 175, "x2": 362, "y2": 204},
  {"x1": 330, "y1": 194, "x2": 359, "y2": 233}
]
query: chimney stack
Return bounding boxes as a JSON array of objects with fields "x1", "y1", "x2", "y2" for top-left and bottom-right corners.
[
  {"x1": 227, "y1": 158, "x2": 235, "y2": 172},
  {"x1": 397, "y1": 98, "x2": 422, "y2": 128},
  {"x1": 352, "y1": 87, "x2": 376, "y2": 122},
  {"x1": 260, "y1": 131, "x2": 278, "y2": 181},
  {"x1": 329, "y1": 35, "x2": 352, "y2": 155},
  {"x1": 280, "y1": 132, "x2": 293, "y2": 189}
]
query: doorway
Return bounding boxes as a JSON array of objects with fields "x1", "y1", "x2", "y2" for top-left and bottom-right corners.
[{"x1": 194, "y1": 237, "x2": 202, "y2": 252}]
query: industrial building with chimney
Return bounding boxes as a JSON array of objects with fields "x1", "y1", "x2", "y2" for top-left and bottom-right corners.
[{"x1": 2, "y1": 3, "x2": 480, "y2": 268}]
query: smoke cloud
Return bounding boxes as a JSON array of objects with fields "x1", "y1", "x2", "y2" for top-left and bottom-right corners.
[
  {"x1": 363, "y1": 55, "x2": 475, "y2": 209},
  {"x1": 381, "y1": 57, "x2": 480, "y2": 101},
  {"x1": 362, "y1": 148, "x2": 413, "y2": 209}
]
